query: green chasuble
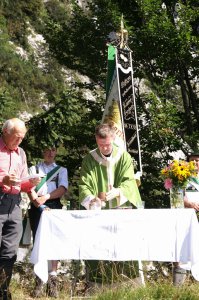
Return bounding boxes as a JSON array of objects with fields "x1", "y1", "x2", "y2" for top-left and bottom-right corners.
[
  {"x1": 79, "y1": 145, "x2": 142, "y2": 208},
  {"x1": 79, "y1": 145, "x2": 141, "y2": 283}
]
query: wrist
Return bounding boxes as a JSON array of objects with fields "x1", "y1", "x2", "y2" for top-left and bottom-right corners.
[
  {"x1": 32, "y1": 197, "x2": 39, "y2": 207},
  {"x1": 32, "y1": 197, "x2": 38, "y2": 203}
]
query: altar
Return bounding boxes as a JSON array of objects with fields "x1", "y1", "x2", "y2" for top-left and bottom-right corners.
[{"x1": 30, "y1": 208, "x2": 199, "y2": 283}]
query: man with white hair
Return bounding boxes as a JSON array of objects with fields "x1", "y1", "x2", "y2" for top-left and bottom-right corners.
[{"x1": 0, "y1": 118, "x2": 40, "y2": 300}]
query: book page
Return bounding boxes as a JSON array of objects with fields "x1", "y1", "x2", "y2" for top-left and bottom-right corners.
[
  {"x1": 185, "y1": 191, "x2": 199, "y2": 203},
  {"x1": 21, "y1": 174, "x2": 46, "y2": 183}
]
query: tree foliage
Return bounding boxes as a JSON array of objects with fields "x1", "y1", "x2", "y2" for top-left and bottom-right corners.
[
  {"x1": 22, "y1": 88, "x2": 104, "y2": 206},
  {"x1": 0, "y1": 0, "x2": 198, "y2": 207}
]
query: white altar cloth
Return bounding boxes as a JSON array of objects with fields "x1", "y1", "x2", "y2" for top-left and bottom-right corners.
[{"x1": 30, "y1": 209, "x2": 199, "y2": 283}]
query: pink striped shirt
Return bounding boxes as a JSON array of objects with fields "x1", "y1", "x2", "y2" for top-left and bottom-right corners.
[{"x1": 0, "y1": 137, "x2": 32, "y2": 194}]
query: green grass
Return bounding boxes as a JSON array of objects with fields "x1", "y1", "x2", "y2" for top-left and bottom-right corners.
[
  {"x1": 96, "y1": 284, "x2": 199, "y2": 300},
  {"x1": 10, "y1": 277, "x2": 199, "y2": 300},
  {"x1": 10, "y1": 261, "x2": 199, "y2": 299}
]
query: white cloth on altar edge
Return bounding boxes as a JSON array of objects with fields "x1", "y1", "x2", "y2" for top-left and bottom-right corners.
[{"x1": 30, "y1": 209, "x2": 199, "y2": 283}]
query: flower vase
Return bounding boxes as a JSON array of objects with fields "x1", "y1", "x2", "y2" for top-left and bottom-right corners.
[{"x1": 170, "y1": 188, "x2": 184, "y2": 209}]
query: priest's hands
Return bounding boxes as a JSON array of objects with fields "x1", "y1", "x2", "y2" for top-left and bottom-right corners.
[
  {"x1": 89, "y1": 187, "x2": 121, "y2": 209},
  {"x1": 106, "y1": 187, "x2": 120, "y2": 201},
  {"x1": 89, "y1": 197, "x2": 106, "y2": 209}
]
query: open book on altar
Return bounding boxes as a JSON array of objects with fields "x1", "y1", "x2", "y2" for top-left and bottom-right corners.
[{"x1": 185, "y1": 191, "x2": 199, "y2": 203}]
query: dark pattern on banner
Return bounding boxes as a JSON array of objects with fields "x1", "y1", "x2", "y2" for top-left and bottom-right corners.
[{"x1": 116, "y1": 48, "x2": 142, "y2": 173}]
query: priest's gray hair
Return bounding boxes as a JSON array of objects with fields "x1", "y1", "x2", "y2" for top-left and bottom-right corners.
[
  {"x1": 95, "y1": 123, "x2": 115, "y2": 138},
  {"x1": 2, "y1": 118, "x2": 26, "y2": 134}
]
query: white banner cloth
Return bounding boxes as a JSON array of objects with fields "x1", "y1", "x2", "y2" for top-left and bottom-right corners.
[{"x1": 30, "y1": 209, "x2": 199, "y2": 283}]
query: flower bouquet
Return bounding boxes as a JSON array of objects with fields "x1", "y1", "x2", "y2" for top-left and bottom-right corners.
[{"x1": 160, "y1": 159, "x2": 197, "y2": 208}]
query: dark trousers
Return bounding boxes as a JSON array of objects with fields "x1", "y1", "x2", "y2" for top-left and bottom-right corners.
[
  {"x1": 29, "y1": 199, "x2": 62, "y2": 243},
  {"x1": 0, "y1": 204, "x2": 22, "y2": 291}
]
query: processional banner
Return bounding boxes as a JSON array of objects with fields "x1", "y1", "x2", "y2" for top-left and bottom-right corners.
[{"x1": 102, "y1": 45, "x2": 142, "y2": 174}]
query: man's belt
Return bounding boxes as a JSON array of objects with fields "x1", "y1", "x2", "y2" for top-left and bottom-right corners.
[{"x1": 0, "y1": 191, "x2": 21, "y2": 214}]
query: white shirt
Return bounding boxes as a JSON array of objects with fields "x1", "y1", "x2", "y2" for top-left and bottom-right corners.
[{"x1": 29, "y1": 162, "x2": 68, "y2": 196}]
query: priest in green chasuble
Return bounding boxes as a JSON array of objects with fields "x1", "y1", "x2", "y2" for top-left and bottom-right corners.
[
  {"x1": 79, "y1": 123, "x2": 142, "y2": 210},
  {"x1": 79, "y1": 123, "x2": 142, "y2": 284}
]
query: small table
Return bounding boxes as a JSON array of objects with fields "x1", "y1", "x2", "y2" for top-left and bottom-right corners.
[{"x1": 30, "y1": 208, "x2": 199, "y2": 283}]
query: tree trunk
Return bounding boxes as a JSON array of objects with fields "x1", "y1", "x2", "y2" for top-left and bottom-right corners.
[
  {"x1": 178, "y1": 74, "x2": 193, "y2": 135},
  {"x1": 183, "y1": 67, "x2": 199, "y2": 129}
]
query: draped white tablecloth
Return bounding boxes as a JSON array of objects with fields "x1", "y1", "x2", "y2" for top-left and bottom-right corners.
[{"x1": 30, "y1": 208, "x2": 199, "y2": 283}]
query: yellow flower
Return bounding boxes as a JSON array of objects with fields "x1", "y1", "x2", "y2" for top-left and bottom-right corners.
[{"x1": 160, "y1": 159, "x2": 198, "y2": 190}]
